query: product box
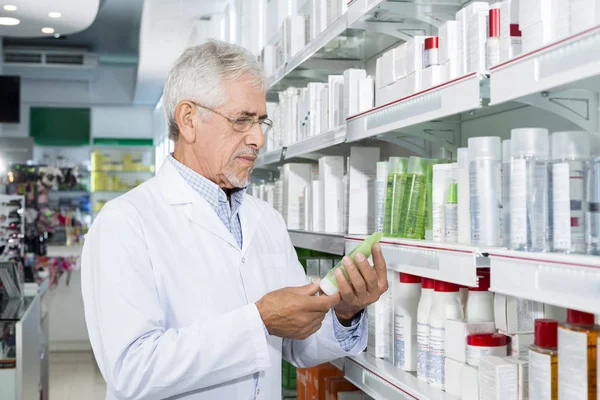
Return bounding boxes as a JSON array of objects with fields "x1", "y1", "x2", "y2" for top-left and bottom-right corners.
[
  {"x1": 375, "y1": 57, "x2": 384, "y2": 90},
  {"x1": 461, "y1": 364, "x2": 480, "y2": 400},
  {"x1": 439, "y1": 20, "x2": 458, "y2": 64},
  {"x1": 367, "y1": 300, "x2": 389, "y2": 359},
  {"x1": 420, "y1": 65, "x2": 446, "y2": 91},
  {"x1": 505, "y1": 333, "x2": 535, "y2": 359},
  {"x1": 357, "y1": 76, "x2": 375, "y2": 113},
  {"x1": 343, "y1": 69, "x2": 367, "y2": 119},
  {"x1": 405, "y1": 71, "x2": 421, "y2": 97},
  {"x1": 379, "y1": 49, "x2": 395, "y2": 88},
  {"x1": 494, "y1": 294, "x2": 544, "y2": 334},
  {"x1": 319, "y1": 259, "x2": 333, "y2": 279},
  {"x1": 326, "y1": 377, "x2": 359, "y2": 400},
  {"x1": 500, "y1": 36, "x2": 522, "y2": 63},
  {"x1": 308, "y1": 82, "x2": 325, "y2": 138},
  {"x1": 311, "y1": 181, "x2": 322, "y2": 232},
  {"x1": 445, "y1": 358, "x2": 463, "y2": 397},
  {"x1": 297, "y1": 368, "x2": 307, "y2": 399},
  {"x1": 306, "y1": 258, "x2": 320, "y2": 283},
  {"x1": 382, "y1": 270, "x2": 396, "y2": 365},
  {"x1": 282, "y1": 163, "x2": 312, "y2": 230},
  {"x1": 465, "y1": 2, "x2": 489, "y2": 73},
  {"x1": 521, "y1": 21, "x2": 554, "y2": 53},
  {"x1": 446, "y1": 319, "x2": 496, "y2": 363},
  {"x1": 261, "y1": 45, "x2": 279, "y2": 75},
  {"x1": 283, "y1": 16, "x2": 306, "y2": 60},
  {"x1": 443, "y1": 58, "x2": 460, "y2": 81},
  {"x1": 478, "y1": 355, "x2": 518, "y2": 400},
  {"x1": 456, "y1": 8, "x2": 467, "y2": 77},
  {"x1": 393, "y1": 43, "x2": 407, "y2": 81},
  {"x1": 328, "y1": 75, "x2": 344, "y2": 129},
  {"x1": 348, "y1": 147, "x2": 380, "y2": 234},
  {"x1": 405, "y1": 36, "x2": 427, "y2": 75},
  {"x1": 505, "y1": 357, "x2": 529, "y2": 400},
  {"x1": 313, "y1": 363, "x2": 344, "y2": 400},
  {"x1": 376, "y1": 78, "x2": 406, "y2": 107},
  {"x1": 571, "y1": 0, "x2": 600, "y2": 35},
  {"x1": 320, "y1": 86, "x2": 330, "y2": 134},
  {"x1": 500, "y1": 0, "x2": 520, "y2": 38},
  {"x1": 519, "y1": 0, "x2": 564, "y2": 30},
  {"x1": 319, "y1": 156, "x2": 345, "y2": 233}
]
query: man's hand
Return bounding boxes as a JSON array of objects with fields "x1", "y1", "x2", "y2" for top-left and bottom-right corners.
[
  {"x1": 334, "y1": 243, "x2": 388, "y2": 325},
  {"x1": 256, "y1": 282, "x2": 341, "y2": 340}
]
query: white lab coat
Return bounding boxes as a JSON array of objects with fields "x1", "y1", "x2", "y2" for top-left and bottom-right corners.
[{"x1": 81, "y1": 159, "x2": 367, "y2": 400}]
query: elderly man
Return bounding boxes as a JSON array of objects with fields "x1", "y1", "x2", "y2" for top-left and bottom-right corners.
[{"x1": 81, "y1": 40, "x2": 388, "y2": 400}]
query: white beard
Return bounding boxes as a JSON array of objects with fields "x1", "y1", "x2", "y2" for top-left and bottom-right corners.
[{"x1": 225, "y1": 166, "x2": 252, "y2": 188}]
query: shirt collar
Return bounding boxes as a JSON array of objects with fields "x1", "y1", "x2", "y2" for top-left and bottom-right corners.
[{"x1": 168, "y1": 155, "x2": 247, "y2": 213}]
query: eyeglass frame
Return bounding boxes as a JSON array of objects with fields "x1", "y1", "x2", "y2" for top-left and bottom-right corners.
[{"x1": 188, "y1": 101, "x2": 273, "y2": 135}]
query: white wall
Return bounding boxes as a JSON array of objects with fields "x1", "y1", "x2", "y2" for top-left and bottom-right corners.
[{"x1": 91, "y1": 106, "x2": 154, "y2": 139}]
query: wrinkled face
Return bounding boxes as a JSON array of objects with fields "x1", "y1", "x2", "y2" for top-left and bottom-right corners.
[{"x1": 191, "y1": 76, "x2": 267, "y2": 189}]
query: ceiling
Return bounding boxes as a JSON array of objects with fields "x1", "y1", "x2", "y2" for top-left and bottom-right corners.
[
  {"x1": 3, "y1": 0, "x2": 143, "y2": 59},
  {"x1": 0, "y1": 0, "x2": 99, "y2": 38}
]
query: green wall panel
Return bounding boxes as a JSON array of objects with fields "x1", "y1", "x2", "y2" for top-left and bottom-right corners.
[{"x1": 30, "y1": 107, "x2": 90, "y2": 146}]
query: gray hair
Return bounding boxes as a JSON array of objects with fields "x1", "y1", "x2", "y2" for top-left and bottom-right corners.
[{"x1": 163, "y1": 40, "x2": 269, "y2": 141}]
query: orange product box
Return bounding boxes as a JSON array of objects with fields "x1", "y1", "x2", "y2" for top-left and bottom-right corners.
[
  {"x1": 326, "y1": 377, "x2": 359, "y2": 400},
  {"x1": 313, "y1": 363, "x2": 344, "y2": 400},
  {"x1": 306, "y1": 367, "x2": 315, "y2": 400},
  {"x1": 297, "y1": 368, "x2": 306, "y2": 400}
]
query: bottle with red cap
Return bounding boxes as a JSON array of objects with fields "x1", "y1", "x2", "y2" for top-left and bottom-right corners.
[
  {"x1": 394, "y1": 273, "x2": 422, "y2": 372},
  {"x1": 427, "y1": 280, "x2": 464, "y2": 390},
  {"x1": 486, "y1": 5, "x2": 501, "y2": 69},
  {"x1": 465, "y1": 268, "x2": 494, "y2": 321},
  {"x1": 558, "y1": 309, "x2": 599, "y2": 399},
  {"x1": 466, "y1": 332, "x2": 509, "y2": 366},
  {"x1": 416, "y1": 277, "x2": 435, "y2": 381},
  {"x1": 529, "y1": 319, "x2": 559, "y2": 400},
  {"x1": 423, "y1": 36, "x2": 439, "y2": 68}
]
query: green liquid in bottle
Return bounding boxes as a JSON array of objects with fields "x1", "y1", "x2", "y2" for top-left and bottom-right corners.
[
  {"x1": 383, "y1": 157, "x2": 409, "y2": 237},
  {"x1": 398, "y1": 157, "x2": 428, "y2": 239}
]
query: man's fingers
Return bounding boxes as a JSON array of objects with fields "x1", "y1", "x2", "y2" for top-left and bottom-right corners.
[
  {"x1": 354, "y1": 252, "x2": 378, "y2": 293},
  {"x1": 335, "y1": 268, "x2": 357, "y2": 303},
  {"x1": 372, "y1": 243, "x2": 389, "y2": 292},
  {"x1": 305, "y1": 291, "x2": 341, "y2": 312},
  {"x1": 343, "y1": 256, "x2": 367, "y2": 295},
  {"x1": 288, "y1": 281, "x2": 321, "y2": 296}
]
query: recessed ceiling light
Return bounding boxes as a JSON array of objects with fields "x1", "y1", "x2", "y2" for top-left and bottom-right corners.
[
  {"x1": 0, "y1": 17, "x2": 19, "y2": 25},
  {"x1": 54, "y1": 33, "x2": 61, "y2": 38},
  {"x1": 48, "y1": 12, "x2": 62, "y2": 18},
  {"x1": 3, "y1": 5, "x2": 17, "y2": 11},
  {"x1": 41, "y1": 27, "x2": 55, "y2": 34}
]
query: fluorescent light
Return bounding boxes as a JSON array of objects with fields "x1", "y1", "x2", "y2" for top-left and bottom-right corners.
[
  {"x1": 3, "y1": 5, "x2": 17, "y2": 11},
  {"x1": 0, "y1": 17, "x2": 19, "y2": 25},
  {"x1": 41, "y1": 27, "x2": 55, "y2": 34},
  {"x1": 54, "y1": 33, "x2": 61, "y2": 38},
  {"x1": 48, "y1": 12, "x2": 62, "y2": 18}
]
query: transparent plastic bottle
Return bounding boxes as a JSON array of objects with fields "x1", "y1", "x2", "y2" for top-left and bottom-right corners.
[
  {"x1": 529, "y1": 319, "x2": 559, "y2": 400},
  {"x1": 468, "y1": 136, "x2": 502, "y2": 247},
  {"x1": 457, "y1": 148, "x2": 471, "y2": 244},
  {"x1": 399, "y1": 157, "x2": 428, "y2": 239},
  {"x1": 502, "y1": 139, "x2": 511, "y2": 248},
  {"x1": 550, "y1": 131, "x2": 590, "y2": 254},
  {"x1": 586, "y1": 135, "x2": 600, "y2": 255},
  {"x1": 383, "y1": 157, "x2": 408, "y2": 237},
  {"x1": 510, "y1": 128, "x2": 550, "y2": 252}
]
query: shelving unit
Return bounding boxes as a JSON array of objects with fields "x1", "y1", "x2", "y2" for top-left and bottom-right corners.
[
  {"x1": 344, "y1": 353, "x2": 457, "y2": 400},
  {"x1": 489, "y1": 249, "x2": 600, "y2": 315},
  {"x1": 256, "y1": 149, "x2": 284, "y2": 168},
  {"x1": 288, "y1": 230, "x2": 346, "y2": 255},
  {"x1": 285, "y1": 125, "x2": 347, "y2": 160}
]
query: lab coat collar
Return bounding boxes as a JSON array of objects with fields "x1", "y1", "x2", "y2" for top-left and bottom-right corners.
[
  {"x1": 239, "y1": 196, "x2": 261, "y2": 254},
  {"x1": 157, "y1": 159, "x2": 240, "y2": 250}
]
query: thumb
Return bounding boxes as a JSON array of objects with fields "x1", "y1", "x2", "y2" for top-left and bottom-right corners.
[{"x1": 289, "y1": 281, "x2": 321, "y2": 296}]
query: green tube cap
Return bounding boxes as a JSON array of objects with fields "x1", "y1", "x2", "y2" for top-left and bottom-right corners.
[
  {"x1": 388, "y1": 157, "x2": 408, "y2": 174},
  {"x1": 408, "y1": 156, "x2": 428, "y2": 176}
]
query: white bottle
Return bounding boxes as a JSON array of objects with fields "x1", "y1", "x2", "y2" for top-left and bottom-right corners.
[
  {"x1": 465, "y1": 268, "x2": 494, "y2": 321},
  {"x1": 427, "y1": 280, "x2": 464, "y2": 390},
  {"x1": 510, "y1": 128, "x2": 550, "y2": 252},
  {"x1": 457, "y1": 148, "x2": 471, "y2": 244},
  {"x1": 444, "y1": 178, "x2": 458, "y2": 243},
  {"x1": 432, "y1": 164, "x2": 453, "y2": 242},
  {"x1": 486, "y1": 7, "x2": 501, "y2": 70},
  {"x1": 550, "y1": 131, "x2": 591, "y2": 254},
  {"x1": 394, "y1": 273, "x2": 422, "y2": 372},
  {"x1": 416, "y1": 278, "x2": 435, "y2": 381},
  {"x1": 502, "y1": 139, "x2": 511, "y2": 248},
  {"x1": 468, "y1": 136, "x2": 502, "y2": 247}
]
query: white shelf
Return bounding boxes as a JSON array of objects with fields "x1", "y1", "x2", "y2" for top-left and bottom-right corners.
[
  {"x1": 489, "y1": 249, "x2": 600, "y2": 315},
  {"x1": 346, "y1": 236, "x2": 488, "y2": 287},
  {"x1": 490, "y1": 25, "x2": 600, "y2": 105},
  {"x1": 345, "y1": 353, "x2": 457, "y2": 400},
  {"x1": 288, "y1": 230, "x2": 346, "y2": 255},
  {"x1": 256, "y1": 149, "x2": 283, "y2": 168},
  {"x1": 268, "y1": 13, "x2": 349, "y2": 89},
  {"x1": 346, "y1": 73, "x2": 486, "y2": 144},
  {"x1": 284, "y1": 125, "x2": 346, "y2": 159}
]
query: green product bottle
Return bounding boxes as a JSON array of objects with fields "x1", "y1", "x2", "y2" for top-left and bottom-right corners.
[
  {"x1": 399, "y1": 157, "x2": 429, "y2": 239},
  {"x1": 320, "y1": 232, "x2": 384, "y2": 296},
  {"x1": 425, "y1": 159, "x2": 447, "y2": 238},
  {"x1": 383, "y1": 157, "x2": 409, "y2": 237}
]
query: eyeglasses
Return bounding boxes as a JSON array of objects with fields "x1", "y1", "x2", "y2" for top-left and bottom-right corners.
[{"x1": 190, "y1": 102, "x2": 273, "y2": 135}]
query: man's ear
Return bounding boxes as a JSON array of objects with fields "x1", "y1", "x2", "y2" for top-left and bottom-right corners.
[{"x1": 175, "y1": 101, "x2": 197, "y2": 143}]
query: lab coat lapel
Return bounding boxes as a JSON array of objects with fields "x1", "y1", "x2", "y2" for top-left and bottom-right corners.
[
  {"x1": 239, "y1": 196, "x2": 262, "y2": 255},
  {"x1": 158, "y1": 158, "x2": 240, "y2": 251}
]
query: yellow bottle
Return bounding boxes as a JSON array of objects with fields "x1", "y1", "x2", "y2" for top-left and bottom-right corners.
[
  {"x1": 558, "y1": 309, "x2": 599, "y2": 400},
  {"x1": 529, "y1": 319, "x2": 558, "y2": 400}
]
